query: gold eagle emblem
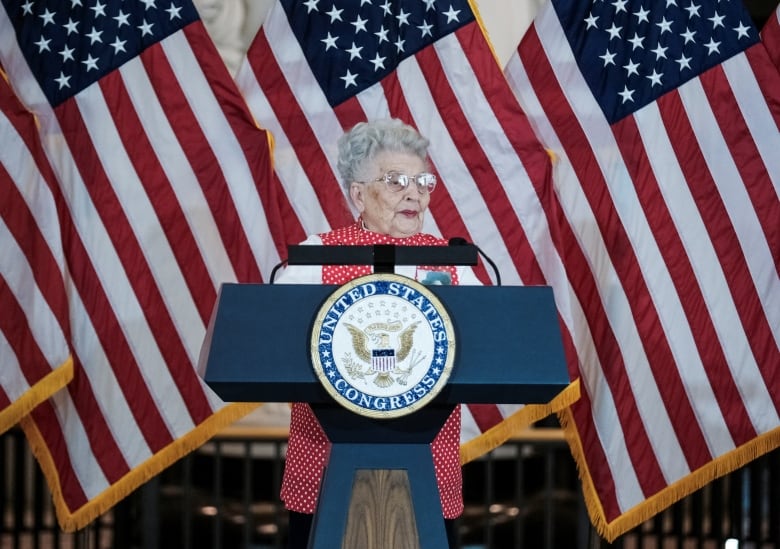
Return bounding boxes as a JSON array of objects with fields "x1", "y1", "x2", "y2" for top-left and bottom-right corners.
[{"x1": 344, "y1": 321, "x2": 423, "y2": 387}]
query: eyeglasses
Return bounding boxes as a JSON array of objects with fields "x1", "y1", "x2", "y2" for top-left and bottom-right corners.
[{"x1": 363, "y1": 171, "x2": 437, "y2": 194}]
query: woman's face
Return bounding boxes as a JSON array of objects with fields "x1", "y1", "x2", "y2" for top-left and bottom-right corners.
[{"x1": 349, "y1": 150, "x2": 431, "y2": 238}]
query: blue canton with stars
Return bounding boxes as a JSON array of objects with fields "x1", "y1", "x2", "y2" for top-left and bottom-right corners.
[
  {"x1": 281, "y1": 0, "x2": 475, "y2": 107},
  {"x1": 3, "y1": 0, "x2": 200, "y2": 107},
  {"x1": 553, "y1": 0, "x2": 759, "y2": 123}
]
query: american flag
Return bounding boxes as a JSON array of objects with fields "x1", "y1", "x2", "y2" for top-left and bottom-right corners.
[
  {"x1": 0, "y1": 76, "x2": 73, "y2": 434},
  {"x1": 505, "y1": 0, "x2": 780, "y2": 539},
  {"x1": 235, "y1": 0, "x2": 581, "y2": 461},
  {"x1": 0, "y1": 0, "x2": 279, "y2": 530}
]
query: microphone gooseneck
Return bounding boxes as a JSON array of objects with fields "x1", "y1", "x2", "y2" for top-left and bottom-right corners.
[
  {"x1": 269, "y1": 259, "x2": 288, "y2": 284},
  {"x1": 448, "y1": 237, "x2": 502, "y2": 286}
]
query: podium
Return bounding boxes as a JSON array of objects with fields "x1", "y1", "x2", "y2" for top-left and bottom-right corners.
[{"x1": 200, "y1": 276, "x2": 569, "y2": 548}]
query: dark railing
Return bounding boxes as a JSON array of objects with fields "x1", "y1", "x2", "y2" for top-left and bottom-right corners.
[{"x1": 2, "y1": 426, "x2": 778, "y2": 548}]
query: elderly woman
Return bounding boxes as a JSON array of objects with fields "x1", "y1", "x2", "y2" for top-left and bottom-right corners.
[{"x1": 276, "y1": 118, "x2": 481, "y2": 549}]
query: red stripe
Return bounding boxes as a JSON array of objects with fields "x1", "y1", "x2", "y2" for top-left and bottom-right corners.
[
  {"x1": 1, "y1": 86, "x2": 71, "y2": 340},
  {"x1": 140, "y1": 45, "x2": 262, "y2": 286},
  {"x1": 701, "y1": 64, "x2": 780, "y2": 271},
  {"x1": 465, "y1": 404, "x2": 504, "y2": 432},
  {"x1": 520, "y1": 28, "x2": 669, "y2": 494},
  {"x1": 247, "y1": 32, "x2": 353, "y2": 230},
  {"x1": 29, "y1": 400, "x2": 89, "y2": 510},
  {"x1": 570, "y1": 391, "x2": 623, "y2": 520},
  {"x1": 101, "y1": 69, "x2": 216, "y2": 324},
  {"x1": 0, "y1": 387, "x2": 9, "y2": 409},
  {"x1": 760, "y1": 8, "x2": 780, "y2": 70},
  {"x1": 332, "y1": 95, "x2": 367, "y2": 133},
  {"x1": 416, "y1": 32, "x2": 547, "y2": 285},
  {"x1": 543, "y1": 68, "x2": 715, "y2": 471},
  {"x1": 183, "y1": 24, "x2": 288, "y2": 267},
  {"x1": 456, "y1": 23, "x2": 554, "y2": 215},
  {"x1": 0, "y1": 169, "x2": 69, "y2": 341},
  {"x1": 54, "y1": 99, "x2": 185, "y2": 442},
  {"x1": 612, "y1": 114, "x2": 757, "y2": 445},
  {"x1": 272, "y1": 171, "x2": 307, "y2": 248},
  {"x1": 658, "y1": 90, "x2": 780, "y2": 408},
  {"x1": 0, "y1": 277, "x2": 54, "y2": 385}
]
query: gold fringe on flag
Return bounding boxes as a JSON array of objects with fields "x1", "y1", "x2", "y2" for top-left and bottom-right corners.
[
  {"x1": 559, "y1": 406, "x2": 780, "y2": 542},
  {"x1": 22, "y1": 398, "x2": 259, "y2": 533},
  {"x1": 0, "y1": 357, "x2": 73, "y2": 435},
  {"x1": 460, "y1": 378, "x2": 580, "y2": 464}
]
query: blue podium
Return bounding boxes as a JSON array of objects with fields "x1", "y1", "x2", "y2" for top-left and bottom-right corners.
[{"x1": 200, "y1": 281, "x2": 569, "y2": 548}]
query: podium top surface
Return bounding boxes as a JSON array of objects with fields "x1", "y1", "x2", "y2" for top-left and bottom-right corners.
[{"x1": 200, "y1": 283, "x2": 570, "y2": 406}]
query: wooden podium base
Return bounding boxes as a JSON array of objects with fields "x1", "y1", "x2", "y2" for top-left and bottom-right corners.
[
  {"x1": 343, "y1": 470, "x2": 419, "y2": 549},
  {"x1": 308, "y1": 405, "x2": 453, "y2": 549}
]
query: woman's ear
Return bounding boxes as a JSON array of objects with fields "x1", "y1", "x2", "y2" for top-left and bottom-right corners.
[{"x1": 349, "y1": 182, "x2": 365, "y2": 212}]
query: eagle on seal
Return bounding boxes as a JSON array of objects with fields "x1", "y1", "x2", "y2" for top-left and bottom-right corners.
[{"x1": 344, "y1": 321, "x2": 420, "y2": 387}]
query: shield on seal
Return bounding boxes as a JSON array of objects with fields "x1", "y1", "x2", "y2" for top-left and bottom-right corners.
[{"x1": 371, "y1": 348, "x2": 395, "y2": 372}]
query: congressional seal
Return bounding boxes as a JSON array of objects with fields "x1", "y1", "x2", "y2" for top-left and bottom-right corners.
[{"x1": 310, "y1": 273, "x2": 456, "y2": 419}]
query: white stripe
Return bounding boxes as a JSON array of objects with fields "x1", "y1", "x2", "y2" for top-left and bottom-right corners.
[
  {"x1": 235, "y1": 18, "x2": 334, "y2": 236},
  {"x1": 722, "y1": 55, "x2": 780, "y2": 196},
  {"x1": 46, "y1": 386, "x2": 110, "y2": 500},
  {"x1": 75, "y1": 81, "x2": 204, "y2": 368},
  {"x1": 256, "y1": 4, "x2": 349, "y2": 233},
  {"x1": 632, "y1": 102, "x2": 745, "y2": 455},
  {"x1": 0, "y1": 218, "x2": 69, "y2": 372},
  {"x1": 391, "y1": 47, "x2": 520, "y2": 285},
  {"x1": 0, "y1": 330, "x2": 29, "y2": 400},
  {"x1": 64, "y1": 275, "x2": 153, "y2": 465},
  {"x1": 522, "y1": 6, "x2": 691, "y2": 509},
  {"x1": 163, "y1": 32, "x2": 281, "y2": 280},
  {"x1": 460, "y1": 405, "x2": 481, "y2": 444},
  {"x1": 0, "y1": 111, "x2": 65, "y2": 270},
  {"x1": 119, "y1": 58, "x2": 238, "y2": 290},
  {"x1": 0, "y1": 10, "x2": 50, "y2": 111}
]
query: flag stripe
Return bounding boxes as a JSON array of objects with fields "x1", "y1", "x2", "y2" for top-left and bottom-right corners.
[
  {"x1": 661, "y1": 88, "x2": 780, "y2": 403},
  {"x1": 611, "y1": 116, "x2": 757, "y2": 447},
  {"x1": 58, "y1": 95, "x2": 209, "y2": 433},
  {"x1": 28, "y1": 399, "x2": 90, "y2": 508},
  {"x1": 517, "y1": 23, "x2": 678, "y2": 496},
  {"x1": 146, "y1": 42, "x2": 259, "y2": 287},
  {"x1": 0, "y1": 156, "x2": 69, "y2": 353},
  {"x1": 0, "y1": 76, "x2": 73, "y2": 434},
  {"x1": 104, "y1": 70, "x2": 217, "y2": 325},
  {"x1": 419, "y1": 30, "x2": 547, "y2": 285},
  {"x1": 761, "y1": 6, "x2": 780, "y2": 70},
  {"x1": 241, "y1": 31, "x2": 353, "y2": 235},
  {"x1": 0, "y1": 277, "x2": 55, "y2": 384}
]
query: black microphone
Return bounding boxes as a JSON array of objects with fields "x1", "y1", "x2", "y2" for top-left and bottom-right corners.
[
  {"x1": 268, "y1": 259, "x2": 288, "y2": 284},
  {"x1": 448, "y1": 237, "x2": 501, "y2": 286}
]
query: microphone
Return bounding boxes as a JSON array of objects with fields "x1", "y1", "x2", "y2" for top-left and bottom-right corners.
[
  {"x1": 448, "y1": 237, "x2": 502, "y2": 286},
  {"x1": 268, "y1": 259, "x2": 288, "y2": 284}
]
